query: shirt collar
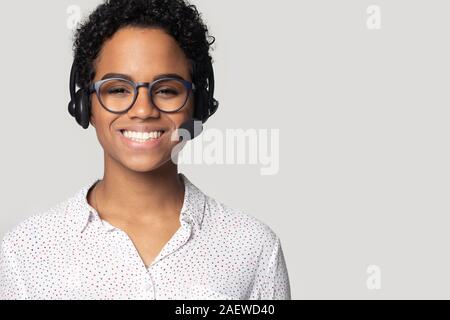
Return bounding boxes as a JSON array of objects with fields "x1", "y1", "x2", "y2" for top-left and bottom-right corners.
[{"x1": 68, "y1": 173, "x2": 206, "y2": 234}]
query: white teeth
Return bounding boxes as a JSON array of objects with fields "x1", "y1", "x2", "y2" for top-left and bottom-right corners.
[{"x1": 122, "y1": 130, "x2": 163, "y2": 142}]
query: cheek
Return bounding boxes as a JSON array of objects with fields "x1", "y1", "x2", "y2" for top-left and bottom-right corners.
[
  {"x1": 178, "y1": 98, "x2": 195, "y2": 122},
  {"x1": 91, "y1": 100, "x2": 117, "y2": 142},
  {"x1": 166, "y1": 103, "x2": 194, "y2": 134}
]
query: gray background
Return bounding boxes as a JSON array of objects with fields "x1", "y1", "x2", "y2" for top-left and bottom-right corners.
[{"x1": 0, "y1": 0, "x2": 449, "y2": 299}]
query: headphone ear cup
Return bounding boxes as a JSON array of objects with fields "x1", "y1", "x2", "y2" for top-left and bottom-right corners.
[
  {"x1": 209, "y1": 98, "x2": 219, "y2": 118},
  {"x1": 202, "y1": 90, "x2": 211, "y2": 123},
  {"x1": 196, "y1": 89, "x2": 217, "y2": 123},
  {"x1": 193, "y1": 88, "x2": 206, "y2": 122},
  {"x1": 74, "y1": 89, "x2": 91, "y2": 129},
  {"x1": 68, "y1": 99, "x2": 76, "y2": 118}
]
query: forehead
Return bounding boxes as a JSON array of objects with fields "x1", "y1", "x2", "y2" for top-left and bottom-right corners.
[{"x1": 94, "y1": 27, "x2": 191, "y2": 80}]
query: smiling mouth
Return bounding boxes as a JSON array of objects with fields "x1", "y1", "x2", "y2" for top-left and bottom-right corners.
[{"x1": 119, "y1": 129, "x2": 166, "y2": 143}]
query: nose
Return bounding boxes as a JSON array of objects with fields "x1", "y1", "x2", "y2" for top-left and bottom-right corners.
[{"x1": 128, "y1": 84, "x2": 160, "y2": 118}]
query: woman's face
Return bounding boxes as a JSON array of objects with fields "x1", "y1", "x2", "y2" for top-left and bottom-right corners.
[{"x1": 89, "y1": 26, "x2": 194, "y2": 172}]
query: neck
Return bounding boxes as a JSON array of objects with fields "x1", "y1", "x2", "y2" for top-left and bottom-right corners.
[{"x1": 93, "y1": 153, "x2": 185, "y2": 225}]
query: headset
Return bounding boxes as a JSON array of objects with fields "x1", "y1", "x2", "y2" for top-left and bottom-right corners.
[{"x1": 68, "y1": 57, "x2": 219, "y2": 140}]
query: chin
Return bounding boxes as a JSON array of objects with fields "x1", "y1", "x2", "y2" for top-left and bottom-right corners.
[{"x1": 122, "y1": 156, "x2": 173, "y2": 173}]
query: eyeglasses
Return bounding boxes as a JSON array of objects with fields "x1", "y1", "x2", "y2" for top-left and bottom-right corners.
[{"x1": 88, "y1": 77, "x2": 196, "y2": 114}]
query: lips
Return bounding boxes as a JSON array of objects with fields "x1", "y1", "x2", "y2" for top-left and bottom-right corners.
[
  {"x1": 117, "y1": 124, "x2": 167, "y2": 133},
  {"x1": 117, "y1": 127, "x2": 166, "y2": 149}
]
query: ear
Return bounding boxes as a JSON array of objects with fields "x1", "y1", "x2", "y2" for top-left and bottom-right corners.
[{"x1": 90, "y1": 114, "x2": 96, "y2": 128}]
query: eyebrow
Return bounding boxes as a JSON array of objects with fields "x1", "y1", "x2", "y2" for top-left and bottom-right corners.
[{"x1": 100, "y1": 72, "x2": 186, "y2": 82}]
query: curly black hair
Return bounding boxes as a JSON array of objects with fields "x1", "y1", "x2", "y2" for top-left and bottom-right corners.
[{"x1": 72, "y1": 0, "x2": 215, "y2": 95}]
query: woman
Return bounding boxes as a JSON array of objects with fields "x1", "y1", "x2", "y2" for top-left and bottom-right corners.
[{"x1": 0, "y1": 0, "x2": 290, "y2": 300}]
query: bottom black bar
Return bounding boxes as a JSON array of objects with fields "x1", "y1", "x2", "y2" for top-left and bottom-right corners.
[{"x1": 0, "y1": 300, "x2": 446, "y2": 319}]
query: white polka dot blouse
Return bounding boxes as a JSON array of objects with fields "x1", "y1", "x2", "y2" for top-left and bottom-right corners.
[{"x1": 0, "y1": 173, "x2": 291, "y2": 300}]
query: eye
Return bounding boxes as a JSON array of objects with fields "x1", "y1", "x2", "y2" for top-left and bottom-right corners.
[
  {"x1": 155, "y1": 87, "x2": 179, "y2": 97},
  {"x1": 107, "y1": 87, "x2": 131, "y2": 95}
]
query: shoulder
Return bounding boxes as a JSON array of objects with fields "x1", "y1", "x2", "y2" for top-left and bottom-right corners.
[
  {"x1": 1, "y1": 191, "x2": 81, "y2": 251},
  {"x1": 203, "y1": 195, "x2": 279, "y2": 249}
]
